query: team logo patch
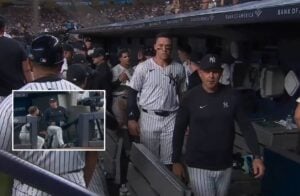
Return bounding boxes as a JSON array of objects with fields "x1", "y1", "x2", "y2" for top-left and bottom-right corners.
[
  {"x1": 209, "y1": 57, "x2": 216, "y2": 63},
  {"x1": 223, "y1": 101, "x2": 229, "y2": 108},
  {"x1": 166, "y1": 73, "x2": 180, "y2": 86},
  {"x1": 199, "y1": 105, "x2": 207, "y2": 109}
]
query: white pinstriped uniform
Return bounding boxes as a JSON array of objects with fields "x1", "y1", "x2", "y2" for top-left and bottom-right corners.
[
  {"x1": 187, "y1": 167, "x2": 232, "y2": 196},
  {"x1": 19, "y1": 119, "x2": 45, "y2": 149},
  {"x1": 0, "y1": 79, "x2": 93, "y2": 196},
  {"x1": 130, "y1": 58, "x2": 185, "y2": 164},
  {"x1": 87, "y1": 162, "x2": 107, "y2": 196}
]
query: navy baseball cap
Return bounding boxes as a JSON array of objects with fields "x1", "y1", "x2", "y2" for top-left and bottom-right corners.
[
  {"x1": 72, "y1": 54, "x2": 89, "y2": 65},
  {"x1": 198, "y1": 54, "x2": 222, "y2": 71},
  {"x1": 29, "y1": 35, "x2": 63, "y2": 67},
  {"x1": 67, "y1": 64, "x2": 88, "y2": 84},
  {"x1": 63, "y1": 44, "x2": 74, "y2": 52},
  {"x1": 91, "y1": 48, "x2": 105, "y2": 58},
  {"x1": 49, "y1": 98, "x2": 57, "y2": 103}
]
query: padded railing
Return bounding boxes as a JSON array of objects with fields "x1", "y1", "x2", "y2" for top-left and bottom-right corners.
[
  {"x1": 128, "y1": 143, "x2": 191, "y2": 196},
  {"x1": 0, "y1": 150, "x2": 98, "y2": 196}
]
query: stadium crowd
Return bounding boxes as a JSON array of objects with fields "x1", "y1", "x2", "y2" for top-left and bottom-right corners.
[
  {"x1": 1, "y1": 6, "x2": 68, "y2": 35},
  {"x1": 0, "y1": 0, "x2": 250, "y2": 36}
]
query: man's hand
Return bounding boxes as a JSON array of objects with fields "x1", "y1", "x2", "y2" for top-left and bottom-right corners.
[
  {"x1": 128, "y1": 120, "x2": 140, "y2": 136},
  {"x1": 119, "y1": 72, "x2": 129, "y2": 83},
  {"x1": 172, "y1": 163, "x2": 186, "y2": 182},
  {"x1": 252, "y1": 158, "x2": 265, "y2": 178}
]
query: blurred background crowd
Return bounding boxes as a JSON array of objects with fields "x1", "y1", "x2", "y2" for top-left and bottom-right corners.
[{"x1": 0, "y1": 0, "x2": 253, "y2": 38}]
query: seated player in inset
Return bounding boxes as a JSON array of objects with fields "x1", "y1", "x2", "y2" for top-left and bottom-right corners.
[
  {"x1": 44, "y1": 98, "x2": 69, "y2": 148},
  {"x1": 19, "y1": 106, "x2": 45, "y2": 149}
]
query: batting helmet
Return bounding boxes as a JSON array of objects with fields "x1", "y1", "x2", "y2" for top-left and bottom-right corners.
[{"x1": 29, "y1": 34, "x2": 63, "y2": 67}]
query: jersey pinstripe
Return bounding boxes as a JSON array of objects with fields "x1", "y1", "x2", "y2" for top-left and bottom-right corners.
[
  {"x1": 12, "y1": 170, "x2": 86, "y2": 196},
  {"x1": 0, "y1": 79, "x2": 86, "y2": 195},
  {"x1": 130, "y1": 58, "x2": 185, "y2": 111},
  {"x1": 187, "y1": 167, "x2": 232, "y2": 196},
  {"x1": 87, "y1": 162, "x2": 107, "y2": 195},
  {"x1": 129, "y1": 58, "x2": 185, "y2": 164}
]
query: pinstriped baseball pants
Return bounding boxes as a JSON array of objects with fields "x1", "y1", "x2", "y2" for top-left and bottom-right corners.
[
  {"x1": 187, "y1": 167, "x2": 232, "y2": 196},
  {"x1": 139, "y1": 110, "x2": 176, "y2": 165},
  {"x1": 87, "y1": 162, "x2": 107, "y2": 196},
  {"x1": 12, "y1": 170, "x2": 86, "y2": 196}
]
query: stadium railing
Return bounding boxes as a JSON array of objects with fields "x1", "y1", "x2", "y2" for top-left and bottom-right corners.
[
  {"x1": 0, "y1": 150, "x2": 99, "y2": 196},
  {"x1": 127, "y1": 143, "x2": 192, "y2": 196}
]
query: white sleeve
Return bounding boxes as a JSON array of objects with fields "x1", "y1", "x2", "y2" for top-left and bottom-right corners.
[
  {"x1": 112, "y1": 66, "x2": 120, "y2": 82},
  {"x1": 297, "y1": 97, "x2": 300, "y2": 103},
  {"x1": 0, "y1": 97, "x2": 13, "y2": 152},
  {"x1": 129, "y1": 63, "x2": 146, "y2": 92}
]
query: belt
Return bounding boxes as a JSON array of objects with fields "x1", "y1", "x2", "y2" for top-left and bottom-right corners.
[{"x1": 142, "y1": 108, "x2": 175, "y2": 117}]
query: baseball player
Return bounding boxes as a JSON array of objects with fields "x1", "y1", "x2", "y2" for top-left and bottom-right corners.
[
  {"x1": 0, "y1": 35, "x2": 99, "y2": 195},
  {"x1": 60, "y1": 43, "x2": 74, "y2": 79},
  {"x1": 111, "y1": 48, "x2": 133, "y2": 129},
  {"x1": 44, "y1": 98, "x2": 69, "y2": 148},
  {"x1": 177, "y1": 43, "x2": 192, "y2": 76},
  {"x1": 172, "y1": 54, "x2": 265, "y2": 196},
  {"x1": 127, "y1": 32, "x2": 185, "y2": 166},
  {"x1": 19, "y1": 106, "x2": 45, "y2": 149}
]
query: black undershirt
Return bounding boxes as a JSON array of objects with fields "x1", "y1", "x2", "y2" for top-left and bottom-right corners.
[
  {"x1": 0, "y1": 37, "x2": 27, "y2": 96},
  {"x1": 172, "y1": 84, "x2": 260, "y2": 170}
]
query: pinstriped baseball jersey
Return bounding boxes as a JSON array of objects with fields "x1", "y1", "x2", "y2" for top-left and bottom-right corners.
[
  {"x1": 12, "y1": 170, "x2": 86, "y2": 196},
  {"x1": 0, "y1": 79, "x2": 85, "y2": 173},
  {"x1": 130, "y1": 58, "x2": 185, "y2": 111},
  {"x1": 0, "y1": 79, "x2": 86, "y2": 195},
  {"x1": 129, "y1": 58, "x2": 185, "y2": 164}
]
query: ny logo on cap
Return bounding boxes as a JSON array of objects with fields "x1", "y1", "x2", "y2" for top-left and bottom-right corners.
[
  {"x1": 40, "y1": 58, "x2": 47, "y2": 63},
  {"x1": 209, "y1": 56, "x2": 216, "y2": 63},
  {"x1": 223, "y1": 101, "x2": 229, "y2": 108}
]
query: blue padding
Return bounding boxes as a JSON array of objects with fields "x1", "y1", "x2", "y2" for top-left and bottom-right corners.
[
  {"x1": 262, "y1": 148, "x2": 300, "y2": 196},
  {"x1": 0, "y1": 150, "x2": 98, "y2": 196}
]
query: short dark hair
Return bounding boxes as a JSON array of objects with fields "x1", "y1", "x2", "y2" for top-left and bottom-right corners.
[
  {"x1": 0, "y1": 15, "x2": 6, "y2": 29},
  {"x1": 28, "y1": 106, "x2": 38, "y2": 115},
  {"x1": 118, "y1": 48, "x2": 130, "y2": 58},
  {"x1": 155, "y1": 32, "x2": 172, "y2": 43}
]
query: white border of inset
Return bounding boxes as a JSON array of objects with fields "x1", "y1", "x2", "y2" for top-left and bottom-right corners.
[{"x1": 12, "y1": 89, "x2": 106, "y2": 152}]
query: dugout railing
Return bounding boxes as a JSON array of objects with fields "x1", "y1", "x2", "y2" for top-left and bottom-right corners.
[{"x1": 0, "y1": 150, "x2": 99, "y2": 196}]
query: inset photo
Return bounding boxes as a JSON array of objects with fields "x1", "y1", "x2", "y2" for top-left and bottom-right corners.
[{"x1": 12, "y1": 90, "x2": 105, "y2": 151}]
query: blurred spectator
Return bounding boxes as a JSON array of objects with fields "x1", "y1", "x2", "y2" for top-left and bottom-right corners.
[
  {"x1": 91, "y1": 48, "x2": 113, "y2": 110},
  {"x1": 111, "y1": 48, "x2": 133, "y2": 129},
  {"x1": 1, "y1": 0, "x2": 250, "y2": 35},
  {"x1": 0, "y1": 15, "x2": 32, "y2": 102},
  {"x1": 66, "y1": 64, "x2": 88, "y2": 89},
  {"x1": 60, "y1": 44, "x2": 74, "y2": 79}
]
